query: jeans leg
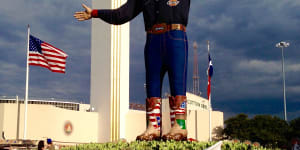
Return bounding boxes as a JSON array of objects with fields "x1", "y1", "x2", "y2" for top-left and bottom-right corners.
[
  {"x1": 165, "y1": 30, "x2": 188, "y2": 96},
  {"x1": 144, "y1": 34, "x2": 165, "y2": 98}
]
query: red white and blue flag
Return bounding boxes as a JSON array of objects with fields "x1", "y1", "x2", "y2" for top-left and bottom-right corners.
[
  {"x1": 28, "y1": 35, "x2": 68, "y2": 73},
  {"x1": 207, "y1": 51, "x2": 213, "y2": 101}
]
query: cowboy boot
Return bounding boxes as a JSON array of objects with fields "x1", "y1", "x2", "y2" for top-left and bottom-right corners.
[
  {"x1": 136, "y1": 97, "x2": 161, "y2": 141},
  {"x1": 162, "y1": 96, "x2": 188, "y2": 141}
]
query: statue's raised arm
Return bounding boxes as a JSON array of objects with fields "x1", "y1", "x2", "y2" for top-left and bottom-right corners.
[{"x1": 73, "y1": 0, "x2": 143, "y2": 25}]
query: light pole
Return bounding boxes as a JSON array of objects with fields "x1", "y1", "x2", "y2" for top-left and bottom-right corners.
[{"x1": 276, "y1": 41, "x2": 289, "y2": 121}]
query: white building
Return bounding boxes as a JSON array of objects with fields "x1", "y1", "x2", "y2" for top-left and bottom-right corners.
[
  {"x1": 0, "y1": 94, "x2": 223, "y2": 144},
  {"x1": 186, "y1": 92, "x2": 210, "y2": 110}
]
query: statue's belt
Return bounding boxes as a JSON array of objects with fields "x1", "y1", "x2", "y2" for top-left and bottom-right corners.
[{"x1": 147, "y1": 23, "x2": 186, "y2": 34}]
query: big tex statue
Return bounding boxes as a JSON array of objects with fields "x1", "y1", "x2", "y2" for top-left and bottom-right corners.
[{"x1": 74, "y1": 0, "x2": 190, "y2": 141}]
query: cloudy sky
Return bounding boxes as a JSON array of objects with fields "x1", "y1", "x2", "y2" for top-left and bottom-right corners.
[{"x1": 0, "y1": 0, "x2": 299, "y2": 120}]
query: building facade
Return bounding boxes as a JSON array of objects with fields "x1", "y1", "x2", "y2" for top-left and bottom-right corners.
[{"x1": 0, "y1": 94, "x2": 223, "y2": 143}]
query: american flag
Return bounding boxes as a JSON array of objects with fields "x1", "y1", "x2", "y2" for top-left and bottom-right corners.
[
  {"x1": 207, "y1": 51, "x2": 213, "y2": 101},
  {"x1": 28, "y1": 35, "x2": 68, "y2": 73}
]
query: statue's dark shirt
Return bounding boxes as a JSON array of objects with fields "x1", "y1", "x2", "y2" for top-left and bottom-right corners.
[{"x1": 93, "y1": 0, "x2": 190, "y2": 30}]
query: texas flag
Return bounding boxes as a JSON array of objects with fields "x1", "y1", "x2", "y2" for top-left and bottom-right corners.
[{"x1": 207, "y1": 52, "x2": 213, "y2": 101}]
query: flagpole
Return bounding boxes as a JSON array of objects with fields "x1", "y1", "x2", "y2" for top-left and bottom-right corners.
[
  {"x1": 24, "y1": 24, "x2": 30, "y2": 139},
  {"x1": 208, "y1": 40, "x2": 212, "y2": 142}
]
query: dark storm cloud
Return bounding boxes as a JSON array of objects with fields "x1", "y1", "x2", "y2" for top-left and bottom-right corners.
[
  {"x1": 189, "y1": 0, "x2": 300, "y2": 51},
  {"x1": 187, "y1": 0, "x2": 300, "y2": 119},
  {"x1": 186, "y1": 0, "x2": 300, "y2": 95},
  {"x1": 0, "y1": 0, "x2": 91, "y2": 102},
  {"x1": 215, "y1": 98, "x2": 300, "y2": 120}
]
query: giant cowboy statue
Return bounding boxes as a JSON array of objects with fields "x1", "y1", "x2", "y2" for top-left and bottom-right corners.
[{"x1": 74, "y1": 0, "x2": 190, "y2": 141}]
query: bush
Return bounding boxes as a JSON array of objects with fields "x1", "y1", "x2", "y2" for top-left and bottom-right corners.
[
  {"x1": 61, "y1": 141, "x2": 215, "y2": 150},
  {"x1": 224, "y1": 114, "x2": 290, "y2": 148},
  {"x1": 222, "y1": 141, "x2": 279, "y2": 150},
  {"x1": 61, "y1": 140, "x2": 275, "y2": 150}
]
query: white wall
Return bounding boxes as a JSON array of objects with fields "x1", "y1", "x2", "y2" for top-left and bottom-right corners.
[{"x1": 0, "y1": 104, "x2": 98, "y2": 143}]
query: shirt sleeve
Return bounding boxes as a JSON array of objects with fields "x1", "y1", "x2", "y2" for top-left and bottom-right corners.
[{"x1": 91, "y1": 0, "x2": 143, "y2": 25}]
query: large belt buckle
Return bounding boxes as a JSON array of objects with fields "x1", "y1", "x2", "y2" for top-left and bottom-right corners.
[
  {"x1": 152, "y1": 23, "x2": 167, "y2": 34},
  {"x1": 171, "y1": 24, "x2": 181, "y2": 30}
]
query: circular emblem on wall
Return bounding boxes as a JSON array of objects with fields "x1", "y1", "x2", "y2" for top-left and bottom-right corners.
[{"x1": 64, "y1": 121, "x2": 73, "y2": 135}]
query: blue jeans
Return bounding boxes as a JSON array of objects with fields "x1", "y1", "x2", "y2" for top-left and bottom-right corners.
[{"x1": 144, "y1": 30, "x2": 188, "y2": 98}]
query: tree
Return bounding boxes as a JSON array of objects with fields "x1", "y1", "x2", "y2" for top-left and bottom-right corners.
[
  {"x1": 223, "y1": 113, "x2": 250, "y2": 141},
  {"x1": 289, "y1": 117, "x2": 300, "y2": 139},
  {"x1": 223, "y1": 114, "x2": 290, "y2": 148},
  {"x1": 248, "y1": 115, "x2": 289, "y2": 148}
]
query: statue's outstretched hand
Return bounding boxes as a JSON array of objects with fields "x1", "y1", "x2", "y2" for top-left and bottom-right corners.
[{"x1": 74, "y1": 4, "x2": 92, "y2": 21}]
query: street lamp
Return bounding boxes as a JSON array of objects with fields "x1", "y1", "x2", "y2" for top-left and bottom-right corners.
[{"x1": 276, "y1": 41, "x2": 289, "y2": 121}]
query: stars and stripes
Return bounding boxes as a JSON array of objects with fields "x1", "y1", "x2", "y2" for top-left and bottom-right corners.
[
  {"x1": 207, "y1": 51, "x2": 213, "y2": 101},
  {"x1": 146, "y1": 101, "x2": 161, "y2": 129},
  {"x1": 170, "y1": 101, "x2": 186, "y2": 126},
  {"x1": 28, "y1": 35, "x2": 68, "y2": 73}
]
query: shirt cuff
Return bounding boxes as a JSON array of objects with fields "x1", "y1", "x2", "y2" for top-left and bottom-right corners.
[{"x1": 91, "y1": 10, "x2": 98, "y2": 18}]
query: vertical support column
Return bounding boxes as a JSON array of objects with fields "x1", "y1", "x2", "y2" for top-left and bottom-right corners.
[
  {"x1": 16, "y1": 95, "x2": 21, "y2": 140},
  {"x1": 91, "y1": 0, "x2": 130, "y2": 142}
]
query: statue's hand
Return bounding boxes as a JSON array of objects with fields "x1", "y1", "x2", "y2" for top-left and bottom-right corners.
[{"x1": 74, "y1": 4, "x2": 92, "y2": 21}]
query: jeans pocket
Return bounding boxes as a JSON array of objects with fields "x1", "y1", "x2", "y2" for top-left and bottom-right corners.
[{"x1": 167, "y1": 30, "x2": 187, "y2": 41}]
